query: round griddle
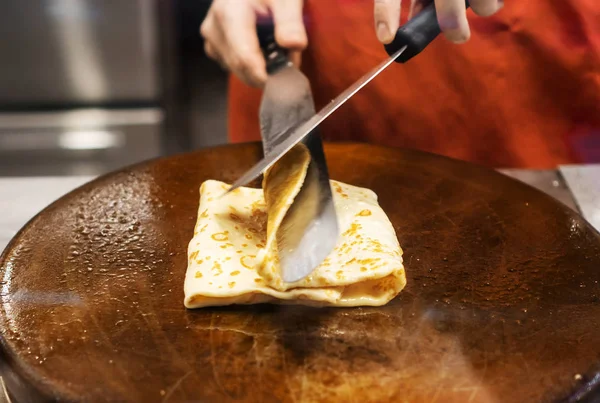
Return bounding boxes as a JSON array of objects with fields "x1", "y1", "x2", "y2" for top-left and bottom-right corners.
[{"x1": 1, "y1": 143, "x2": 600, "y2": 402}]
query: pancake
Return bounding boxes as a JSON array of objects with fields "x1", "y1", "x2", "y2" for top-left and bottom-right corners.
[{"x1": 184, "y1": 147, "x2": 406, "y2": 308}]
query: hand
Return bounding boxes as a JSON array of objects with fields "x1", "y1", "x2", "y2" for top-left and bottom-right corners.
[
  {"x1": 374, "y1": 0, "x2": 503, "y2": 45},
  {"x1": 200, "y1": 0, "x2": 307, "y2": 88}
]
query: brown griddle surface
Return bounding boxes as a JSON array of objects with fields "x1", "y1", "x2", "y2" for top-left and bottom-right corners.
[{"x1": 1, "y1": 143, "x2": 600, "y2": 402}]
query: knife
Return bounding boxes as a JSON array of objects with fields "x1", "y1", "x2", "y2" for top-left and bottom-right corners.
[
  {"x1": 256, "y1": 23, "x2": 338, "y2": 283},
  {"x1": 228, "y1": 2, "x2": 465, "y2": 191}
]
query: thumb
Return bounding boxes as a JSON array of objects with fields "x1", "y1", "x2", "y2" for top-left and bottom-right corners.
[{"x1": 374, "y1": 0, "x2": 401, "y2": 44}]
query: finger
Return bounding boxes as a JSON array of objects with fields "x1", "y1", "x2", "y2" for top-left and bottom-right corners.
[
  {"x1": 289, "y1": 51, "x2": 302, "y2": 68},
  {"x1": 201, "y1": 9, "x2": 228, "y2": 64},
  {"x1": 408, "y1": 0, "x2": 430, "y2": 19},
  {"x1": 214, "y1": 0, "x2": 267, "y2": 87},
  {"x1": 435, "y1": 0, "x2": 470, "y2": 43},
  {"x1": 374, "y1": 0, "x2": 402, "y2": 44},
  {"x1": 469, "y1": 0, "x2": 503, "y2": 17},
  {"x1": 271, "y1": 0, "x2": 308, "y2": 49},
  {"x1": 200, "y1": 10, "x2": 228, "y2": 69},
  {"x1": 204, "y1": 41, "x2": 228, "y2": 70},
  {"x1": 199, "y1": 10, "x2": 212, "y2": 41},
  {"x1": 203, "y1": 40, "x2": 217, "y2": 60}
]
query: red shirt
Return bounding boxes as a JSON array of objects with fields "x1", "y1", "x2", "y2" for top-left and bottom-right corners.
[{"x1": 228, "y1": 0, "x2": 600, "y2": 168}]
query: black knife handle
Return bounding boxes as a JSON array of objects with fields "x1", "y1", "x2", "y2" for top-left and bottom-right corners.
[
  {"x1": 256, "y1": 20, "x2": 289, "y2": 74},
  {"x1": 384, "y1": 1, "x2": 470, "y2": 63}
]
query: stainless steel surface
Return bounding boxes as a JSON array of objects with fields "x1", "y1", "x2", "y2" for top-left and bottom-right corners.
[
  {"x1": 0, "y1": 109, "x2": 162, "y2": 176},
  {"x1": 0, "y1": 0, "x2": 159, "y2": 105},
  {"x1": 0, "y1": 109, "x2": 162, "y2": 129},
  {"x1": 0, "y1": 176, "x2": 94, "y2": 253},
  {"x1": 560, "y1": 164, "x2": 600, "y2": 231},
  {"x1": 259, "y1": 63, "x2": 314, "y2": 153},
  {"x1": 259, "y1": 59, "x2": 337, "y2": 283},
  {"x1": 229, "y1": 46, "x2": 408, "y2": 191},
  {"x1": 499, "y1": 169, "x2": 579, "y2": 211}
]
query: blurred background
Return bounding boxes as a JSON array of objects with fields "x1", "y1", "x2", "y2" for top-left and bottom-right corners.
[{"x1": 0, "y1": 0, "x2": 225, "y2": 176}]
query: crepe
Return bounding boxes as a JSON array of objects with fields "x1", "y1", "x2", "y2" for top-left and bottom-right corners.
[{"x1": 184, "y1": 146, "x2": 405, "y2": 308}]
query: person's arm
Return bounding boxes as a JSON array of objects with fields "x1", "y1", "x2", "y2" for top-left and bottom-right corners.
[{"x1": 201, "y1": 0, "x2": 503, "y2": 87}]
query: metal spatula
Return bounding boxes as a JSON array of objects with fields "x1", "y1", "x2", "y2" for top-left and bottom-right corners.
[{"x1": 257, "y1": 24, "x2": 338, "y2": 283}]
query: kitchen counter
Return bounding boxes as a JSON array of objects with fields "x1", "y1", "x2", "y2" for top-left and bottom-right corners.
[
  {"x1": 0, "y1": 167, "x2": 599, "y2": 254},
  {"x1": 0, "y1": 176, "x2": 94, "y2": 253}
]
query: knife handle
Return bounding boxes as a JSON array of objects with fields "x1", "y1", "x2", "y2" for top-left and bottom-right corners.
[
  {"x1": 384, "y1": 1, "x2": 470, "y2": 63},
  {"x1": 256, "y1": 20, "x2": 290, "y2": 74}
]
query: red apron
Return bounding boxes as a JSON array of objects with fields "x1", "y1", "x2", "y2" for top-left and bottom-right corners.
[{"x1": 228, "y1": 0, "x2": 600, "y2": 168}]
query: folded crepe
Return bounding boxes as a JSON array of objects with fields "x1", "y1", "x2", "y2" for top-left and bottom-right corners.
[{"x1": 184, "y1": 145, "x2": 406, "y2": 308}]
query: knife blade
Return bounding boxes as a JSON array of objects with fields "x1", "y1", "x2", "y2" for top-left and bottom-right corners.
[
  {"x1": 227, "y1": 1, "x2": 455, "y2": 192},
  {"x1": 257, "y1": 25, "x2": 338, "y2": 283}
]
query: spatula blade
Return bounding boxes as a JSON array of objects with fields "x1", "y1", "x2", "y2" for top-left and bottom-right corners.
[{"x1": 260, "y1": 63, "x2": 338, "y2": 283}]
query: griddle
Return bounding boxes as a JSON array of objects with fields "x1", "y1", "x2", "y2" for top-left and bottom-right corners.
[{"x1": 1, "y1": 143, "x2": 599, "y2": 402}]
